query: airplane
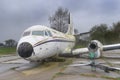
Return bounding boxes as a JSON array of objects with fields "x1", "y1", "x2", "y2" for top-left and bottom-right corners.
[{"x1": 17, "y1": 14, "x2": 120, "y2": 72}]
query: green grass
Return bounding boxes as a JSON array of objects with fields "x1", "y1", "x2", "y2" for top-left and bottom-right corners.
[
  {"x1": 101, "y1": 76, "x2": 120, "y2": 80},
  {"x1": 80, "y1": 73, "x2": 98, "y2": 77},
  {"x1": 74, "y1": 45, "x2": 85, "y2": 49},
  {"x1": 0, "y1": 47, "x2": 16, "y2": 55}
]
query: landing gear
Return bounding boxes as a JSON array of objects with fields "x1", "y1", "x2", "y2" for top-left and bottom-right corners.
[
  {"x1": 89, "y1": 52, "x2": 96, "y2": 72},
  {"x1": 90, "y1": 61, "x2": 96, "y2": 72}
]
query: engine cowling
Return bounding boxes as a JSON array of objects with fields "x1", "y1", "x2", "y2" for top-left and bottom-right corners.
[{"x1": 88, "y1": 40, "x2": 103, "y2": 58}]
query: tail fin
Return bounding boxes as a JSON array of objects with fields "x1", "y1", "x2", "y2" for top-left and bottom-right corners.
[{"x1": 66, "y1": 13, "x2": 74, "y2": 35}]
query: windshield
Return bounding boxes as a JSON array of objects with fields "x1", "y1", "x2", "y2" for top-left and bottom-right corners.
[
  {"x1": 47, "y1": 31, "x2": 52, "y2": 36},
  {"x1": 44, "y1": 30, "x2": 52, "y2": 37},
  {"x1": 32, "y1": 31, "x2": 44, "y2": 36},
  {"x1": 22, "y1": 31, "x2": 31, "y2": 37}
]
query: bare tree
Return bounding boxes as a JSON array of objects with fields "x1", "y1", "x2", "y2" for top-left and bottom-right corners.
[{"x1": 49, "y1": 7, "x2": 69, "y2": 33}]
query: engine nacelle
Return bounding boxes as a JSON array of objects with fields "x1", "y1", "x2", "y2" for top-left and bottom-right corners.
[{"x1": 88, "y1": 40, "x2": 103, "y2": 58}]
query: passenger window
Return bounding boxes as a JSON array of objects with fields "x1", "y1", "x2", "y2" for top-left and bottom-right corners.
[
  {"x1": 23, "y1": 31, "x2": 30, "y2": 37},
  {"x1": 32, "y1": 31, "x2": 44, "y2": 36}
]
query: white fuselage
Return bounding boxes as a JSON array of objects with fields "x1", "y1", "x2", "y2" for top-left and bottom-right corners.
[{"x1": 17, "y1": 25, "x2": 75, "y2": 61}]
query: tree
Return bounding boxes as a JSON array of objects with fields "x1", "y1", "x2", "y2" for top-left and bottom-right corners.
[
  {"x1": 4, "y1": 39, "x2": 17, "y2": 47},
  {"x1": 112, "y1": 22, "x2": 120, "y2": 32},
  {"x1": 104, "y1": 30, "x2": 119, "y2": 44},
  {"x1": 112, "y1": 22, "x2": 120, "y2": 39},
  {"x1": 90, "y1": 24, "x2": 108, "y2": 44},
  {"x1": 49, "y1": 7, "x2": 69, "y2": 33},
  {"x1": 0, "y1": 43, "x2": 4, "y2": 47}
]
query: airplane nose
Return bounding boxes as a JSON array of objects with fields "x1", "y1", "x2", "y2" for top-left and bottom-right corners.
[{"x1": 17, "y1": 42, "x2": 33, "y2": 58}]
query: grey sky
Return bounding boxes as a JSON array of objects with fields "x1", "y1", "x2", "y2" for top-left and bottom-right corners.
[{"x1": 0, "y1": 0, "x2": 120, "y2": 42}]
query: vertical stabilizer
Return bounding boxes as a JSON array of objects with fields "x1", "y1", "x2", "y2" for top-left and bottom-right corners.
[{"x1": 66, "y1": 13, "x2": 74, "y2": 35}]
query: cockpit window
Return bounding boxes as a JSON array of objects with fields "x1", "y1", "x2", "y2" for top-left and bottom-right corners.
[
  {"x1": 32, "y1": 31, "x2": 44, "y2": 36},
  {"x1": 45, "y1": 31, "x2": 48, "y2": 36},
  {"x1": 22, "y1": 31, "x2": 30, "y2": 37},
  {"x1": 45, "y1": 30, "x2": 52, "y2": 37},
  {"x1": 47, "y1": 31, "x2": 52, "y2": 36}
]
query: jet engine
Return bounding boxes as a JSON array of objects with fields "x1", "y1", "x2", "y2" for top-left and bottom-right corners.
[
  {"x1": 88, "y1": 40, "x2": 103, "y2": 58},
  {"x1": 61, "y1": 40, "x2": 104, "y2": 58}
]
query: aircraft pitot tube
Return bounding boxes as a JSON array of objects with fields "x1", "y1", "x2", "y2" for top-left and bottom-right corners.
[{"x1": 88, "y1": 40, "x2": 103, "y2": 58}]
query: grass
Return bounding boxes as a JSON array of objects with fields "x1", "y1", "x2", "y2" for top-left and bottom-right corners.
[
  {"x1": 80, "y1": 73, "x2": 98, "y2": 77},
  {"x1": 101, "y1": 76, "x2": 120, "y2": 80},
  {"x1": 51, "y1": 72, "x2": 65, "y2": 80},
  {"x1": 80, "y1": 73, "x2": 120, "y2": 80},
  {"x1": 0, "y1": 47, "x2": 16, "y2": 55},
  {"x1": 74, "y1": 45, "x2": 85, "y2": 49}
]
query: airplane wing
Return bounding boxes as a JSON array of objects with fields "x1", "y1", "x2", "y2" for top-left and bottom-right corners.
[
  {"x1": 72, "y1": 48, "x2": 89, "y2": 55},
  {"x1": 72, "y1": 40, "x2": 120, "y2": 58},
  {"x1": 69, "y1": 62, "x2": 91, "y2": 67},
  {"x1": 103, "y1": 44, "x2": 120, "y2": 51},
  {"x1": 69, "y1": 61, "x2": 120, "y2": 73},
  {"x1": 110, "y1": 67, "x2": 120, "y2": 71}
]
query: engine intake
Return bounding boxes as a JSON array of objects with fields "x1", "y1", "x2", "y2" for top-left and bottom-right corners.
[
  {"x1": 89, "y1": 42, "x2": 98, "y2": 50},
  {"x1": 88, "y1": 40, "x2": 103, "y2": 58},
  {"x1": 88, "y1": 43, "x2": 98, "y2": 53}
]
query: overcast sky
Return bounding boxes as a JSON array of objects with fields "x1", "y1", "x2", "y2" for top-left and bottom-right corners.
[{"x1": 0, "y1": 0, "x2": 120, "y2": 42}]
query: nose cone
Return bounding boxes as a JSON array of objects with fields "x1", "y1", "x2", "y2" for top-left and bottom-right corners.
[{"x1": 17, "y1": 42, "x2": 33, "y2": 58}]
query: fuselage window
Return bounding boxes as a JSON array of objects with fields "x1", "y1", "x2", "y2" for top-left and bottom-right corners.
[
  {"x1": 22, "y1": 31, "x2": 30, "y2": 37},
  {"x1": 32, "y1": 31, "x2": 44, "y2": 36}
]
